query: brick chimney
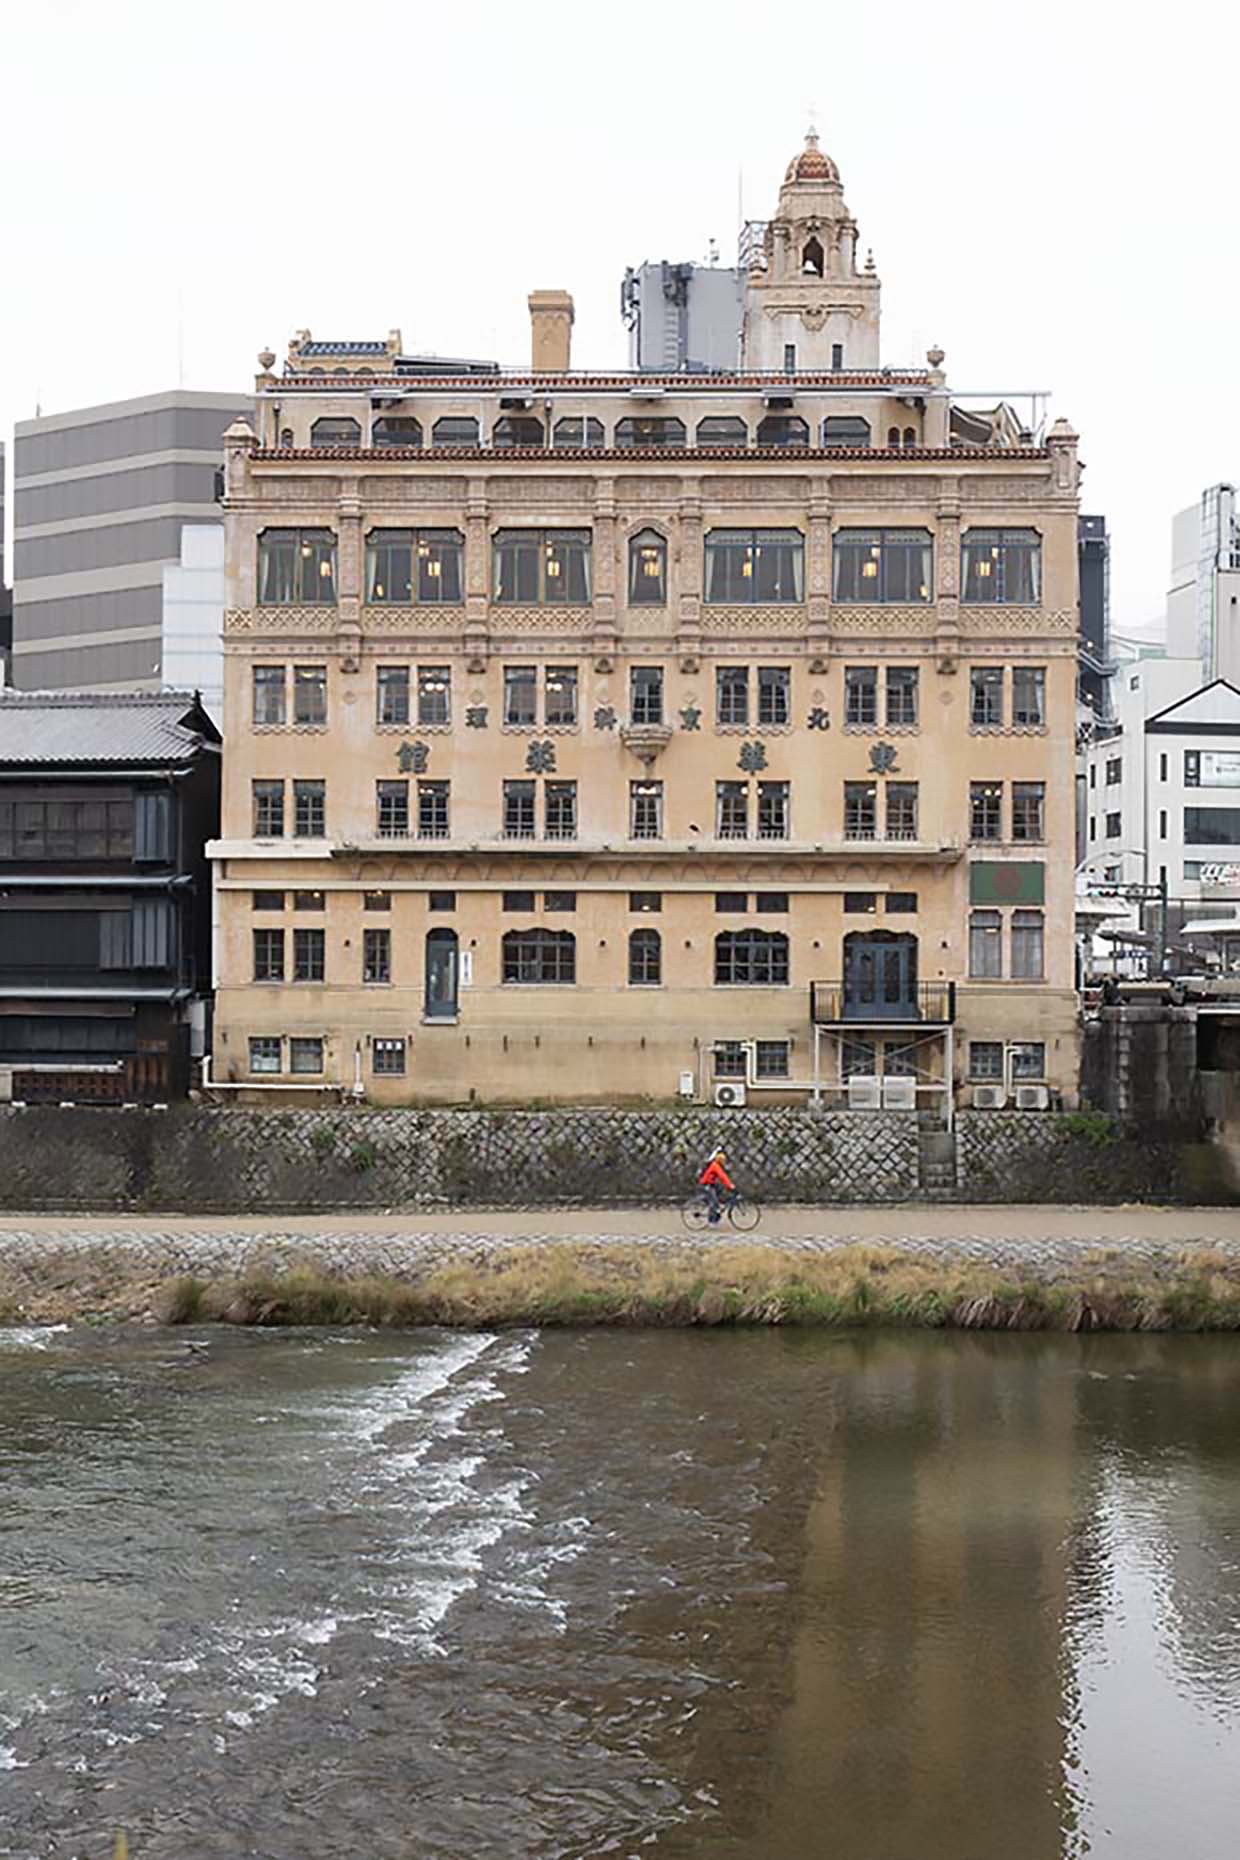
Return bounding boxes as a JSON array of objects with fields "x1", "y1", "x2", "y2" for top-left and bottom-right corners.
[{"x1": 528, "y1": 290, "x2": 574, "y2": 372}]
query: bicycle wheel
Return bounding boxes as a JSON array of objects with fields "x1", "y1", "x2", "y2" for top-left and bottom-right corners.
[
  {"x1": 727, "y1": 1195, "x2": 761, "y2": 1233},
  {"x1": 681, "y1": 1193, "x2": 711, "y2": 1232}
]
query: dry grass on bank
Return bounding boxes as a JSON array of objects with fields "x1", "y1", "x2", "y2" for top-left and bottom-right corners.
[{"x1": 154, "y1": 1242, "x2": 1240, "y2": 1333}]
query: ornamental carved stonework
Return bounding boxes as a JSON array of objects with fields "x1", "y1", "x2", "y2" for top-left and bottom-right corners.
[{"x1": 489, "y1": 478, "x2": 593, "y2": 506}]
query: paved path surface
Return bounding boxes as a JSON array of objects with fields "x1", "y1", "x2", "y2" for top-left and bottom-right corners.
[{"x1": 0, "y1": 1205, "x2": 1238, "y2": 1283}]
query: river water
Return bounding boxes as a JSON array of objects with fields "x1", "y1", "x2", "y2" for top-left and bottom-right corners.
[{"x1": 1, "y1": 1324, "x2": 1238, "y2": 1859}]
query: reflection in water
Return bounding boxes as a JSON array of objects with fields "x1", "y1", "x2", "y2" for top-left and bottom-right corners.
[{"x1": 0, "y1": 1328, "x2": 1238, "y2": 1858}]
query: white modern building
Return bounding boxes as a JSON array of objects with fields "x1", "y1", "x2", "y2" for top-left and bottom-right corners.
[
  {"x1": 1166, "y1": 483, "x2": 1240, "y2": 684},
  {"x1": 1080, "y1": 668, "x2": 1240, "y2": 972},
  {"x1": 161, "y1": 523, "x2": 224, "y2": 723}
]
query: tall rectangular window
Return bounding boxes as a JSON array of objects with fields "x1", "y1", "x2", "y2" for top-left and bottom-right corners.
[
  {"x1": 1106, "y1": 757, "x2": 1123, "y2": 785},
  {"x1": 418, "y1": 781, "x2": 450, "y2": 839},
  {"x1": 292, "y1": 781, "x2": 325, "y2": 838},
  {"x1": 845, "y1": 666, "x2": 878, "y2": 725},
  {"x1": 503, "y1": 780, "x2": 536, "y2": 839},
  {"x1": 1012, "y1": 782, "x2": 1045, "y2": 842},
  {"x1": 293, "y1": 928, "x2": 325, "y2": 982},
  {"x1": 377, "y1": 780, "x2": 409, "y2": 837},
  {"x1": 717, "y1": 666, "x2": 749, "y2": 725},
  {"x1": 253, "y1": 780, "x2": 284, "y2": 838},
  {"x1": 544, "y1": 781, "x2": 577, "y2": 840},
  {"x1": 970, "y1": 667, "x2": 1004, "y2": 727},
  {"x1": 630, "y1": 781, "x2": 663, "y2": 839},
  {"x1": 961, "y1": 529, "x2": 1042, "y2": 604},
  {"x1": 253, "y1": 928, "x2": 285, "y2": 982},
  {"x1": 1011, "y1": 909, "x2": 1045, "y2": 979},
  {"x1": 293, "y1": 665, "x2": 327, "y2": 726},
  {"x1": 757, "y1": 781, "x2": 790, "y2": 840},
  {"x1": 704, "y1": 530, "x2": 804, "y2": 603},
  {"x1": 252, "y1": 665, "x2": 286, "y2": 725},
  {"x1": 716, "y1": 781, "x2": 749, "y2": 839},
  {"x1": 630, "y1": 666, "x2": 664, "y2": 725},
  {"x1": 418, "y1": 667, "x2": 451, "y2": 726},
  {"x1": 970, "y1": 782, "x2": 1003, "y2": 841},
  {"x1": 885, "y1": 666, "x2": 919, "y2": 726},
  {"x1": 363, "y1": 926, "x2": 391, "y2": 984},
  {"x1": 258, "y1": 529, "x2": 337, "y2": 604},
  {"x1": 1012, "y1": 667, "x2": 1046, "y2": 727},
  {"x1": 503, "y1": 665, "x2": 538, "y2": 726},
  {"x1": 376, "y1": 665, "x2": 410, "y2": 725},
  {"x1": 833, "y1": 530, "x2": 933, "y2": 603},
  {"x1": 969, "y1": 909, "x2": 1002, "y2": 978},
  {"x1": 365, "y1": 529, "x2": 464, "y2": 604},
  {"x1": 844, "y1": 782, "x2": 878, "y2": 839},
  {"x1": 885, "y1": 782, "x2": 918, "y2": 840},
  {"x1": 494, "y1": 530, "x2": 591, "y2": 604},
  {"x1": 544, "y1": 665, "x2": 578, "y2": 726},
  {"x1": 757, "y1": 666, "x2": 790, "y2": 726}
]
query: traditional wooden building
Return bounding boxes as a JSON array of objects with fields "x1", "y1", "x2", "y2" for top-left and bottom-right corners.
[{"x1": 0, "y1": 691, "x2": 220, "y2": 1102}]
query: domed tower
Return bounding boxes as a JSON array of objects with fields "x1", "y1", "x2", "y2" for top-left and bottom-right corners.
[{"x1": 741, "y1": 130, "x2": 881, "y2": 372}]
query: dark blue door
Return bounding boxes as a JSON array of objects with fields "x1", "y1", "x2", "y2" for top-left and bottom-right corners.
[{"x1": 843, "y1": 934, "x2": 918, "y2": 1021}]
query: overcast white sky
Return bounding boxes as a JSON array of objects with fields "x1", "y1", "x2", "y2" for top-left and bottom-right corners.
[{"x1": 4, "y1": 0, "x2": 1238, "y2": 625}]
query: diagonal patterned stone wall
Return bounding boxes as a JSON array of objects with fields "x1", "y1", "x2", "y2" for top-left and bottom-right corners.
[
  {"x1": 0, "y1": 1106, "x2": 920, "y2": 1212},
  {"x1": 0, "y1": 1105, "x2": 1223, "y2": 1212}
]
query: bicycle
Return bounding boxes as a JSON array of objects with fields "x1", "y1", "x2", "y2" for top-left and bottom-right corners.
[{"x1": 681, "y1": 1186, "x2": 761, "y2": 1233}]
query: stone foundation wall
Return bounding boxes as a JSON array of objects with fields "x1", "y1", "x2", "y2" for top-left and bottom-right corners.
[{"x1": 0, "y1": 1104, "x2": 1229, "y2": 1211}]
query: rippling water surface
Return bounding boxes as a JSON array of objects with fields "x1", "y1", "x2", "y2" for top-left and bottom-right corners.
[{"x1": 1, "y1": 1324, "x2": 1238, "y2": 1858}]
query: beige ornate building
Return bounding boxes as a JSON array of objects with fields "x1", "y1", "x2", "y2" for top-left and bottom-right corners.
[{"x1": 209, "y1": 134, "x2": 1081, "y2": 1110}]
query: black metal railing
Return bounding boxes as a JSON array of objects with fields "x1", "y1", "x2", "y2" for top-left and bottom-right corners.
[{"x1": 809, "y1": 980, "x2": 955, "y2": 1025}]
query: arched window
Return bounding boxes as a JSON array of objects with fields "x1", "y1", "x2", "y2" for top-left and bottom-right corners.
[
  {"x1": 714, "y1": 930, "x2": 790, "y2": 985},
  {"x1": 553, "y1": 416, "x2": 604, "y2": 448},
  {"x1": 492, "y1": 415, "x2": 545, "y2": 449},
  {"x1": 502, "y1": 928, "x2": 576, "y2": 984},
  {"x1": 801, "y1": 236, "x2": 825, "y2": 276},
  {"x1": 628, "y1": 528, "x2": 667, "y2": 605},
  {"x1": 903, "y1": 427, "x2": 917, "y2": 448},
  {"x1": 432, "y1": 416, "x2": 480, "y2": 448},
  {"x1": 756, "y1": 415, "x2": 809, "y2": 447},
  {"x1": 822, "y1": 417, "x2": 871, "y2": 448},
  {"x1": 696, "y1": 416, "x2": 748, "y2": 448},
  {"x1": 629, "y1": 928, "x2": 661, "y2": 986},
  {"x1": 425, "y1": 927, "x2": 459, "y2": 1020},
  {"x1": 310, "y1": 416, "x2": 360, "y2": 448},
  {"x1": 887, "y1": 426, "x2": 900, "y2": 448},
  {"x1": 371, "y1": 415, "x2": 422, "y2": 448},
  {"x1": 615, "y1": 416, "x2": 687, "y2": 449}
]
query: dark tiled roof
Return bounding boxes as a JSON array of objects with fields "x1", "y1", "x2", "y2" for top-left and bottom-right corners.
[{"x1": 0, "y1": 691, "x2": 221, "y2": 767}]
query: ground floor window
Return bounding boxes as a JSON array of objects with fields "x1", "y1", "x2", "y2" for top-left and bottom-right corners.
[
  {"x1": 249, "y1": 1036, "x2": 281, "y2": 1074},
  {"x1": 1010, "y1": 1041, "x2": 1046, "y2": 1079},
  {"x1": 714, "y1": 1041, "x2": 747, "y2": 1078},
  {"x1": 372, "y1": 1037, "x2": 406, "y2": 1076},
  {"x1": 289, "y1": 1037, "x2": 323, "y2": 1074},
  {"x1": 755, "y1": 1039, "x2": 790, "y2": 1078},
  {"x1": 969, "y1": 1040, "x2": 1004, "y2": 1080}
]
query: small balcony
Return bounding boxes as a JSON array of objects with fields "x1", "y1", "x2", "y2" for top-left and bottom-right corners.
[{"x1": 810, "y1": 980, "x2": 956, "y2": 1026}]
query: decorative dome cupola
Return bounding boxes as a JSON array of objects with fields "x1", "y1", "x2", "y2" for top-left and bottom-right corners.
[{"x1": 742, "y1": 129, "x2": 881, "y2": 372}]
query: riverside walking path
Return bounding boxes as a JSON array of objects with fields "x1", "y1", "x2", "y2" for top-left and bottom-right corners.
[{"x1": 1, "y1": 1203, "x2": 1238, "y2": 1276}]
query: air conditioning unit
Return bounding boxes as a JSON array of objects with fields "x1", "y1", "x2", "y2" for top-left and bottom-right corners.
[
  {"x1": 1014, "y1": 1084, "x2": 1050, "y2": 1110},
  {"x1": 972, "y1": 1085, "x2": 1007, "y2": 1110},
  {"x1": 882, "y1": 1076, "x2": 917, "y2": 1111},
  {"x1": 714, "y1": 1082, "x2": 747, "y2": 1107},
  {"x1": 847, "y1": 1076, "x2": 882, "y2": 1111}
]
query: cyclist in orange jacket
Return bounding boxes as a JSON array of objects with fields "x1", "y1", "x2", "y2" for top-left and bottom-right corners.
[{"x1": 698, "y1": 1147, "x2": 735, "y2": 1225}]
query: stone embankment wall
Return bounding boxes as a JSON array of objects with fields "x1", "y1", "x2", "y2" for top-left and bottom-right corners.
[{"x1": 0, "y1": 1105, "x2": 1226, "y2": 1211}]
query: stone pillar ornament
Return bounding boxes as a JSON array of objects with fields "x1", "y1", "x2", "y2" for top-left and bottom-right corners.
[{"x1": 464, "y1": 477, "x2": 490, "y2": 671}]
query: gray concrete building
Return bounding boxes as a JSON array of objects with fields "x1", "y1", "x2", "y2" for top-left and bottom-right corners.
[
  {"x1": 1, "y1": 440, "x2": 12, "y2": 685},
  {"x1": 11, "y1": 391, "x2": 248, "y2": 691}
]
